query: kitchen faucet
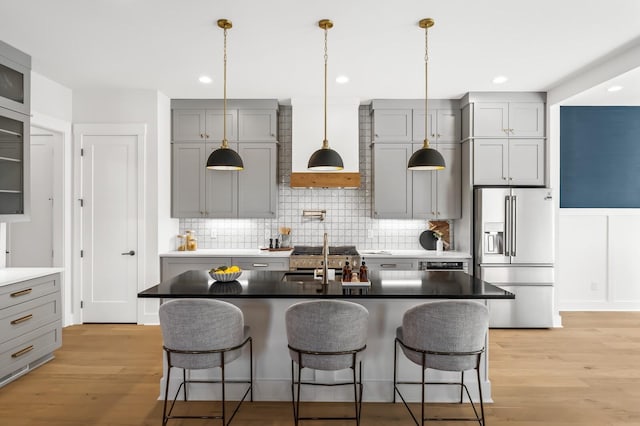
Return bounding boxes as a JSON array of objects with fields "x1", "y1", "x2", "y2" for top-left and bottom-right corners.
[{"x1": 322, "y1": 232, "x2": 329, "y2": 285}]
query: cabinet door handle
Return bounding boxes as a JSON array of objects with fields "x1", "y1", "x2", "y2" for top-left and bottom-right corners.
[
  {"x1": 509, "y1": 128, "x2": 514, "y2": 133},
  {"x1": 10, "y1": 288, "x2": 32, "y2": 298},
  {"x1": 271, "y1": 133, "x2": 275, "y2": 137},
  {"x1": 200, "y1": 133, "x2": 204, "y2": 139},
  {"x1": 252, "y1": 263, "x2": 269, "y2": 267},
  {"x1": 12, "y1": 345, "x2": 34, "y2": 358},
  {"x1": 380, "y1": 264, "x2": 397, "y2": 268},
  {"x1": 11, "y1": 314, "x2": 33, "y2": 325},
  {"x1": 205, "y1": 134, "x2": 210, "y2": 139}
]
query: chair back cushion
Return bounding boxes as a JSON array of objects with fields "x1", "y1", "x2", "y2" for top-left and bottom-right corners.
[
  {"x1": 159, "y1": 299, "x2": 245, "y2": 369},
  {"x1": 286, "y1": 300, "x2": 368, "y2": 371},
  {"x1": 399, "y1": 300, "x2": 488, "y2": 371}
]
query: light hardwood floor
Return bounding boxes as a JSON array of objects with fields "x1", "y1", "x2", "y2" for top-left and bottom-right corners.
[{"x1": 1, "y1": 312, "x2": 639, "y2": 425}]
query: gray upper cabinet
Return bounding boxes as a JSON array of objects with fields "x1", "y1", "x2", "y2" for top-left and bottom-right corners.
[
  {"x1": 413, "y1": 109, "x2": 461, "y2": 143},
  {"x1": 473, "y1": 138, "x2": 544, "y2": 186},
  {"x1": 171, "y1": 143, "x2": 206, "y2": 217},
  {"x1": 172, "y1": 109, "x2": 237, "y2": 142},
  {"x1": 372, "y1": 109, "x2": 412, "y2": 142},
  {"x1": 373, "y1": 142, "x2": 461, "y2": 220},
  {"x1": 412, "y1": 143, "x2": 461, "y2": 219},
  {"x1": 238, "y1": 143, "x2": 277, "y2": 218},
  {"x1": 371, "y1": 99, "x2": 462, "y2": 220},
  {"x1": 462, "y1": 93, "x2": 546, "y2": 186},
  {"x1": 373, "y1": 143, "x2": 413, "y2": 218},
  {"x1": 473, "y1": 101, "x2": 544, "y2": 138},
  {"x1": 238, "y1": 109, "x2": 277, "y2": 141},
  {"x1": 0, "y1": 41, "x2": 31, "y2": 222},
  {"x1": 170, "y1": 99, "x2": 278, "y2": 218},
  {"x1": 0, "y1": 41, "x2": 31, "y2": 116}
]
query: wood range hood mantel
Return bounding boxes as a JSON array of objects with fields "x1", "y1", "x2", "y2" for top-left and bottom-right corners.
[{"x1": 290, "y1": 172, "x2": 361, "y2": 188}]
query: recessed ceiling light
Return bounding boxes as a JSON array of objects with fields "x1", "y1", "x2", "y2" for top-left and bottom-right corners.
[
  {"x1": 336, "y1": 75, "x2": 349, "y2": 84},
  {"x1": 199, "y1": 75, "x2": 212, "y2": 84},
  {"x1": 492, "y1": 75, "x2": 508, "y2": 84},
  {"x1": 608, "y1": 85, "x2": 623, "y2": 92}
]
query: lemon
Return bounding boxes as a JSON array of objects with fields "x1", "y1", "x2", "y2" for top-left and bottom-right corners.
[
  {"x1": 227, "y1": 265, "x2": 240, "y2": 273},
  {"x1": 214, "y1": 265, "x2": 228, "y2": 272}
]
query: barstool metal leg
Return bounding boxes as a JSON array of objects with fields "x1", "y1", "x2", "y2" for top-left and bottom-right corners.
[
  {"x1": 183, "y1": 369, "x2": 188, "y2": 401},
  {"x1": 460, "y1": 370, "x2": 465, "y2": 403},
  {"x1": 221, "y1": 352, "x2": 226, "y2": 425},
  {"x1": 162, "y1": 362, "x2": 171, "y2": 426}
]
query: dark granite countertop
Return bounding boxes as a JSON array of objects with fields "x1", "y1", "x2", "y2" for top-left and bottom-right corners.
[{"x1": 138, "y1": 270, "x2": 514, "y2": 299}]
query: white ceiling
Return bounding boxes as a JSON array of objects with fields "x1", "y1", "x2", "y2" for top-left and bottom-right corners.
[{"x1": 1, "y1": 0, "x2": 640, "y2": 103}]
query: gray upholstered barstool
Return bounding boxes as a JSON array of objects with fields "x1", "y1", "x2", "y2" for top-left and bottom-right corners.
[
  {"x1": 285, "y1": 300, "x2": 369, "y2": 425},
  {"x1": 159, "y1": 299, "x2": 252, "y2": 425},
  {"x1": 393, "y1": 300, "x2": 489, "y2": 425}
]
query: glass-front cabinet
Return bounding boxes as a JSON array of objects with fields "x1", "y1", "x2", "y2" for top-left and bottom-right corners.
[{"x1": 0, "y1": 40, "x2": 31, "y2": 221}]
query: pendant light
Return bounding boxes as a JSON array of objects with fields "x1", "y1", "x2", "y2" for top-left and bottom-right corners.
[
  {"x1": 206, "y1": 19, "x2": 244, "y2": 171},
  {"x1": 307, "y1": 19, "x2": 344, "y2": 171},
  {"x1": 408, "y1": 18, "x2": 445, "y2": 171}
]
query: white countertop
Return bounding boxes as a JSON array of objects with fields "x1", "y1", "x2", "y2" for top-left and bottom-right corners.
[
  {"x1": 161, "y1": 248, "x2": 470, "y2": 259},
  {"x1": 160, "y1": 249, "x2": 293, "y2": 258},
  {"x1": 358, "y1": 249, "x2": 471, "y2": 259},
  {"x1": 0, "y1": 267, "x2": 64, "y2": 288}
]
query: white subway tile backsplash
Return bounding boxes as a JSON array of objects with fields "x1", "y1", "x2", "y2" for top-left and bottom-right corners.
[{"x1": 179, "y1": 105, "x2": 449, "y2": 251}]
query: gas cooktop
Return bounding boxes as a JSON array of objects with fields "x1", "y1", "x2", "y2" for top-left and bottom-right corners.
[{"x1": 291, "y1": 245, "x2": 359, "y2": 256}]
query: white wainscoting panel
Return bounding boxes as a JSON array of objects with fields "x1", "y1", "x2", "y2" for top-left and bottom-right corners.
[{"x1": 558, "y1": 211, "x2": 640, "y2": 310}]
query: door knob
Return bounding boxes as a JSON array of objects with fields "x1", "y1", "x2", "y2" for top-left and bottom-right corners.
[{"x1": 121, "y1": 250, "x2": 135, "y2": 256}]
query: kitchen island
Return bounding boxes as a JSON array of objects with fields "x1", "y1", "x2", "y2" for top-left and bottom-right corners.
[{"x1": 139, "y1": 270, "x2": 513, "y2": 403}]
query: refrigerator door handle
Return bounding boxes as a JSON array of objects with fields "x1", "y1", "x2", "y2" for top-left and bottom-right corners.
[
  {"x1": 511, "y1": 195, "x2": 517, "y2": 256},
  {"x1": 504, "y1": 195, "x2": 510, "y2": 257}
]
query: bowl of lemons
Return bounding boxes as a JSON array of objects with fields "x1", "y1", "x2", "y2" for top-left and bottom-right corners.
[{"x1": 209, "y1": 265, "x2": 242, "y2": 282}]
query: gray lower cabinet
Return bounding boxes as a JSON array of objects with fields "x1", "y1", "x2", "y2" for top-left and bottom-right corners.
[
  {"x1": 161, "y1": 256, "x2": 290, "y2": 281},
  {"x1": 373, "y1": 142, "x2": 461, "y2": 220},
  {"x1": 0, "y1": 273, "x2": 61, "y2": 387},
  {"x1": 161, "y1": 257, "x2": 232, "y2": 281},
  {"x1": 171, "y1": 142, "x2": 276, "y2": 218}
]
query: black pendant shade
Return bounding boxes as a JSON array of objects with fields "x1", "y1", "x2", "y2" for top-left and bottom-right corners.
[
  {"x1": 206, "y1": 146, "x2": 244, "y2": 170},
  {"x1": 408, "y1": 145, "x2": 445, "y2": 170},
  {"x1": 308, "y1": 146, "x2": 344, "y2": 170}
]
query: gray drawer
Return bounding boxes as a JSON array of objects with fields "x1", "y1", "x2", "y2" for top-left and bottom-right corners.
[
  {"x1": 0, "y1": 320, "x2": 62, "y2": 380},
  {"x1": 0, "y1": 274, "x2": 59, "y2": 310},
  {"x1": 0, "y1": 292, "x2": 61, "y2": 342},
  {"x1": 366, "y1": 258, "x2": 418, "y2": 270},
  {"x1": 233, "y1": 257, "x2": 290, "y2": 271}
]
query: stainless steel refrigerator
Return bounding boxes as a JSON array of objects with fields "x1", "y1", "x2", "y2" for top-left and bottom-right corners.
[{"x1": 474, "y1": 187, "x2": 554, "y2": 327}]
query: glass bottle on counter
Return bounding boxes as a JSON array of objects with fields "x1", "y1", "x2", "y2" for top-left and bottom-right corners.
[
  {"x1": 342, "y1": 259, "x2": 352, "y2": 282},
  {"x1": 359, "y1": 258, "x2": 368, "y2": 282},
  {"x1": 185, "y1": 230, "x2": 197, "y2": 251}
]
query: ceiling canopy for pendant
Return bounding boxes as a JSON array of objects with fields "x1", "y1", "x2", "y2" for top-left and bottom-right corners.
[
  {"x1": 408, "y1": 18, "x2": 445, "y2": 171},
  {"x1": 206, "y1": 19, "x2": 244, "y2": 171},
  {"x1": 308, "y1": 19, "x2": 344, "y2": 171}
]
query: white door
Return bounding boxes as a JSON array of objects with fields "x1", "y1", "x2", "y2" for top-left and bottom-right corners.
[
  {"x1": 80, "y1": 129, "x2": 141, "y2": 323},
  {"x1": 8, "y1": 134, "x2": 54, "y2": 267}
]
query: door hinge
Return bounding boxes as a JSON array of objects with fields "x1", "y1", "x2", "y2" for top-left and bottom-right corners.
[
  {"x1": 78, "y1": 198, "x2": 84, "y2": 207},
  {"x1": 81, "y1": 301, "x2": 84, "y2": 309},
  {"x1": 80, "y1": 148, "x2": 84, "y2": 156},
  {"x1": 80, "y1": 250, "x2": 84, "y2": 258}
]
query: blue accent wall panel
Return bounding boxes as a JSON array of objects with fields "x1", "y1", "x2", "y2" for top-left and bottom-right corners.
[{"x1": 561, "y1": 106, "x2": 640, "y2": 208}]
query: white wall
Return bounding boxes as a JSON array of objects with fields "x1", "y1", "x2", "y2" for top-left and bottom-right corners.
[
  {"x1": 31, "y1": 72, "x2": 73, "y2": 122},
  {"x1": 548, "y1": 40, "x2": 640, "y2": 311},
  {"x1": 73, "y1": 88, "x2": 175, "y2": 323}
]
